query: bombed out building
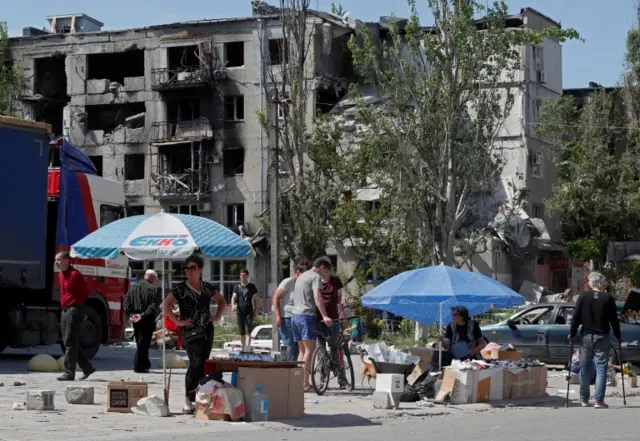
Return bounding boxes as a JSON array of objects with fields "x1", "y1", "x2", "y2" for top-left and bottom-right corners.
[{"x1": 6, "y1": 7, "x2": 355, "y2": 300}]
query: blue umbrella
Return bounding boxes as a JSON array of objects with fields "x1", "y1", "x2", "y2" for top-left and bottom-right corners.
[
  {"x1": 70, "y1": 211, "x2": 252, "y2": 390},
  {"x1": 362, "y1": 264, "x2": 525, "y2": 327},
  {"x1": 362, "y1": 264, "x2": 525, "y2": 369}
]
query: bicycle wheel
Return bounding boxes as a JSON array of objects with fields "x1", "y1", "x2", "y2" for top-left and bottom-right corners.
[
  {"x1": 311, "y1": 345, "x2": 330, "y2": 396},
  {"x1": 339, "y1": 346, "x2": 356, "y2": 391}
]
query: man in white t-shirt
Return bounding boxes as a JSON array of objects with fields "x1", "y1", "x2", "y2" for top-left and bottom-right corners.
[{"x1": 272, "y1": 259, "x2": 311, "y2": 361}]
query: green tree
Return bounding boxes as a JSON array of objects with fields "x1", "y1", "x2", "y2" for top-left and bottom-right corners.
[
  {"x1": 345, "y1": 0, "x2": 579, "y2": 269},
  {"x1": 0, "y1": 22, "x2": 24, "y2": 116}
]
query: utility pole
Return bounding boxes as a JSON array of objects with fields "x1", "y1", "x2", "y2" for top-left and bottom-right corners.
[{"x1": 269, "y1": 91, "x2": 282, "y2": 354}]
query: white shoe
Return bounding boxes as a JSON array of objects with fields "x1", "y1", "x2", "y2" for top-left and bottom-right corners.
[{"x1": 182, "y1": 398, "x2": 195, "y2": 414}]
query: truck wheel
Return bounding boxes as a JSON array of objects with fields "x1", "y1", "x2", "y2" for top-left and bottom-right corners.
[{"x1": 59, "y1": 306, "x2": 103, "y2": 360}]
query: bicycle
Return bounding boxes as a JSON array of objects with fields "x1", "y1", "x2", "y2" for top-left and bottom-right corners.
[{"x1": 310, "y1": 317, "x2": 356, "y2": 396}]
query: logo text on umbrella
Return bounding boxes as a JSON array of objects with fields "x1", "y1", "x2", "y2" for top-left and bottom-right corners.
[{"x1": 129, "y1": 234, "x2": 190, "y2": 247}]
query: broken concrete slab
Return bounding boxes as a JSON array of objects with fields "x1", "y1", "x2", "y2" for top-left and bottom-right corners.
[
  {"x1": 87, "y1": 79, "x2": 110, "y2": 94},
  {"x1": 131, "y1": 395, "x2": 169, "y2": 417},
  {"x1": 65, "y1": 386, "x2": 95, "y2": 405},
  {"x1": 124, "y1": 76, "x2": 145, "y2": 92},
  {"x1": 125, "y1": 127, "x2": 146, "y2": 144},
  {"x1": 26, "y1": 390, "x2": 55, "y2": 411},
  {"x1": 84, "y1": 130, "x2": 104, "y2": 146}
]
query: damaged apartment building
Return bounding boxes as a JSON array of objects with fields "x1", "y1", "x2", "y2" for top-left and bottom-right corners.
[{"x1": 6, "y1": 7, "x2": 355, "y2": 299}]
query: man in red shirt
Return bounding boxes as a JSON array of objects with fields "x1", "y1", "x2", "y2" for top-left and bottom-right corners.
[{"x1": 56, "y1": 251, "x2": 96, "y2": 381}]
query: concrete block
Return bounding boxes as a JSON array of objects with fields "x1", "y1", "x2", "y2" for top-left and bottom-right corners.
[
  {"x1": 26, "y1": 390, "x2": 55, "y2": 411},
  {"x1": 375, "y1": 374, "x2": 404, "y2": 394},
  {"x1": 372, "y1": 391, "x2": 396, "y2": 410},
  {"x1": 65, "y1": 386, "x2": 95, "y2": 405},
  {"x1": 124, "y1": 76, "x2": 145, "y2": 92},
  {"x1": 84, "y1": 130, "x2": 104, "y2": 146},
  {"x1": 132, "y1": 395, "x2": 169, "y2": 417},
  {"x1": 87, "y1": 79, "x2": 110, "y2": 94}
]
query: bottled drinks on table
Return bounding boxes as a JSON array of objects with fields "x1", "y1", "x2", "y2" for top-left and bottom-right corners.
[{"x1": 251, "y1": 386, "x2": 269, "y2": 422}]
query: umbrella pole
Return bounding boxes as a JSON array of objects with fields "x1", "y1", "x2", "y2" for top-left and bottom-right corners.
[
  {"x1": 438, "y1": 303, "x2": 443, "y2": 370},
  {"x1": 161, "y1": 259, "x2": 167, "y2": 400}
]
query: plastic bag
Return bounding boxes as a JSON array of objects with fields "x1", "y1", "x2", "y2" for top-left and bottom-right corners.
[{"x1": 195, "y1": 380, "x2": 245, "y2": 421}]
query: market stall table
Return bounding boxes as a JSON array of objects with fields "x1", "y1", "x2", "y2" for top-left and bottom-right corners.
[{"x1": 204, "y1": 359, "x2": 302, "y2": 375}]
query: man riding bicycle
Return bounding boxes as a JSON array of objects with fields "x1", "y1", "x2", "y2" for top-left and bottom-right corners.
[{"x1": 316, "y1": 269, "x2": 349, "y2": 386}]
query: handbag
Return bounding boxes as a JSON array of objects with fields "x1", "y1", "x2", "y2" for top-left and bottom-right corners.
[{"x1": 184, "y1": 326, "x2": 207, "y2": 345}]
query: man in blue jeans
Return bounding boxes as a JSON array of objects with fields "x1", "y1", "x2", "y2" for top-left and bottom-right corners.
[
  {"x1": 272, "y1": 259, "x2": 310, "y2": 361},
  {"x1": 570, "y1": 271, "x2": 622, "y2": 409}
]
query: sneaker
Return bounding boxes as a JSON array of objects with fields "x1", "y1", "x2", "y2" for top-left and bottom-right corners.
[
  {"x1": 56, "y1": 374, "x2": 74, "y2": 381},
  {"x1": 182, "y1": 398, "x2": 195, "y2": 414},
  {"x1": 80, "y1": 366, "x2": 96, "y2": 380},
  {"x1": 594, "y1": 402, "x2": 609, "y2": 409},
  {"x1": 580, "y1": 400, "x2": 589, "y2": 407}
]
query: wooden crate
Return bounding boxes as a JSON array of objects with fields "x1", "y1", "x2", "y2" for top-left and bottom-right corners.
[{"x1": 106, "y1": 381, "x2": 148, "y2": 413}]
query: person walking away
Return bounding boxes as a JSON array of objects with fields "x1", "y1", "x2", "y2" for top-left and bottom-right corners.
[
  {"x1": 231, "y1": 269, "x2": 259, "y2": 346},
  {"x1": 273, "y1": 259, "x2": 311, "y2": 361},
  {"x1": 569, "y1": 271, "x2": 622, "y2": 409},
  {"x1": 164, "y1": 254, "x2": 226, "y2": 414},
  {"x1": 55, "y1": 251, "x2": 96, "y2": 381},
  {"x1": 291, "y1": 256, "x2": 334, "y2": 390},
  {"x1": 125, "y1": 269, "x2": 160, "y2": 373}
]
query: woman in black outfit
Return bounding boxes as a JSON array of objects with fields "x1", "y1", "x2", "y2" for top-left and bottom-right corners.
[{"x1": 164, "y1": 254, "x2": 226, "y2": 414}]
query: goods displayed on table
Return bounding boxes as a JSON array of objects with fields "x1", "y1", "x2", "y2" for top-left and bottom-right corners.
[
  {"x1": 225, "y1": 352, "x2": 275, "y2": 362},
  {"x1": 195, "y1": 378, "x2": 246, "y2": 421},
  {"x1": 434, "y1": 357, "x2": 547, "y2": 404}
]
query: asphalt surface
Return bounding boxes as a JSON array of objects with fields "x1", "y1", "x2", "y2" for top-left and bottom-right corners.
[{"x1": 0, "y1": 345, "x2": 638, "y2": 441}]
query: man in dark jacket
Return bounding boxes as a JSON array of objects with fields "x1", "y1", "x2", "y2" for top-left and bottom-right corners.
[
  {"x1": 125, "y1": 270, "x2": 160, "y2": 373},
  {"x1": 570, "y1": 271, "x2": 622, "y2": 409}
]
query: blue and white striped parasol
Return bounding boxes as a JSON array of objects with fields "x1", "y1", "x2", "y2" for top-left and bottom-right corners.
[{"x1": 70, "y1": 210, "x2": 252, "y2": 260}]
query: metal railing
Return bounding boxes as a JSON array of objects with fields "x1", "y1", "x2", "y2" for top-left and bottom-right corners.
[
  {"x1": 150, "y1": 119, "x2": 214, "y2": 144},
  {"x1": 150, "y1": 169, "x2": 201, "y2": 197},
  {"x1": 151, "y1": 66, "x2": 210, "y2": 90}
]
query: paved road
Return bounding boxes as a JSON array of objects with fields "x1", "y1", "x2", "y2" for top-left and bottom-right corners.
[{"x1": 0, "y1": 345, "x2": 638, "y2": 441}]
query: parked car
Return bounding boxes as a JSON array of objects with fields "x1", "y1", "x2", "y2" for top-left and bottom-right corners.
[
  {"x1": 223, "y1": 325, "x2": 279, "y2": 353},
  {"x1": 480, "y1": 302, "x2": 640, "y2": 365}
]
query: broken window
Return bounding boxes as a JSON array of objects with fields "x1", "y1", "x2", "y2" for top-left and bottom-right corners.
[
  {"x1": 127, "y1": 205, "x2": 145, "y2": 216},
  {"x1": 166, "y1": 98, "x2": 201, "y2": 121},
  {"x1": 156, "y1": 144, "x2": 201, "y2": 195},
  {"x1": 34, "y1": 55, "x2": 68, "y2": 100},
  {"x1": 124, "y1": 154, "x2": 145, "y2": 180},
  {"x1": 226, "y1": 204, "x2": 245, "y2": 228},
  {"x1": 225, "y1": 42, "x2": 245, "y2": 67},
  {"x1": 269, "y1": 39, "x2": 287, "y2": 65},
  {"x1": 87, "y1": 49, "x2": 145, "y2": 83},
  {"x1": 88, "y1": 155, "x2": 103, "y2": 176},
  {"x1": 224, "y1": 96, "x2": 244, "y2": 121},
  {"x1": 168, "y1": 45, "x2": 200, "y2": 69},
  {"x1": 223, "y1": 147, "x2": 245, "y2": 176},
  {"x1": 168, "y1": 204, "x2": 200, "y2": 216},
  {"x1": 86, "y1": 103, "x2": 146, "y2": 133}
]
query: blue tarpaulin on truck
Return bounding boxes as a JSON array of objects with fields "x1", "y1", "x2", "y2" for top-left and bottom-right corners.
[{"x1": 55, "y1": 138, "x2": 98, "y2": 247}]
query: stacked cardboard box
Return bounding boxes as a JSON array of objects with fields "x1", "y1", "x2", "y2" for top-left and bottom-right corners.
[
  {"x1": 502, "y1": 365, "x2": 547, "y2": 399},
  {"x1": 236, "y1": 367, "x2": 304, "y2": 421}
]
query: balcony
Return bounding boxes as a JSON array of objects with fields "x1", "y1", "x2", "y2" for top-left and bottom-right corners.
[
  {"x1": 150, "y1": 118, "x2": 214, "y2": 145},
  {"x1": 151, "y1": 66, "x2": 210, "y2": 91},
  {"x1": 151, "y1": 169, "x2": 202, "y2": 197}
]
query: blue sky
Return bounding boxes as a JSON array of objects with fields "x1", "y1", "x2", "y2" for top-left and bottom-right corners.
[{"x1": 4, "y1": 0, "x2": 636, "y2": 88}]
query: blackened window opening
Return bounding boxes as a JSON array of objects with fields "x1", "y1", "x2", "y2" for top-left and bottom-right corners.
[{"x1": 87, "y1": 49, "x2": 145, "y2": 83}]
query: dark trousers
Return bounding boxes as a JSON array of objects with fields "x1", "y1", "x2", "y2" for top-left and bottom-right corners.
[
  {"x1": 185, "y1": 324, "x2": 217, "y2": 402},
  {"x1": 61, "y1": 306, "x2": 93, "y2": 377},
  {"x1": 133, "y1": 317, "x2": 155, "y2": 372}
]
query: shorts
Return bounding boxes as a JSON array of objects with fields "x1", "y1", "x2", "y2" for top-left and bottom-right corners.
[
  {"x1": 291, "y1": 314, "x2": 316, "y2": 342},
  {"x1": 237, "y1": 312, "x2": 254, "y2": 336}
]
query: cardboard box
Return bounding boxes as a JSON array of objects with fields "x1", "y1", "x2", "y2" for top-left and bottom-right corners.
[
  {"x1": 407, "y1": 347, "x2": 437, "y2": 384},
  {"x1": 503, "y1": 365, "x2": 547, "y2": 399},
  {"x1": 106, "y1": 382, "x2": 148, "y2": 413},
  {"x1": 481, "y1": 349, "x2": 522, "y2": 361},
  {"x1": 237, "y1": 367, "x2": 303, "y2": 421},
  {"x1": 476, "y1": 367, "x2": 504, "y2": 403},
  {"x1": 436, "y1": 367, "x2": 503, "y2": 404}
]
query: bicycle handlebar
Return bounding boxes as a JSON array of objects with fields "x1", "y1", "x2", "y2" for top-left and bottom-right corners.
[{"x1": 317, "y1": 316, "x2": 358, "y2": 324}]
